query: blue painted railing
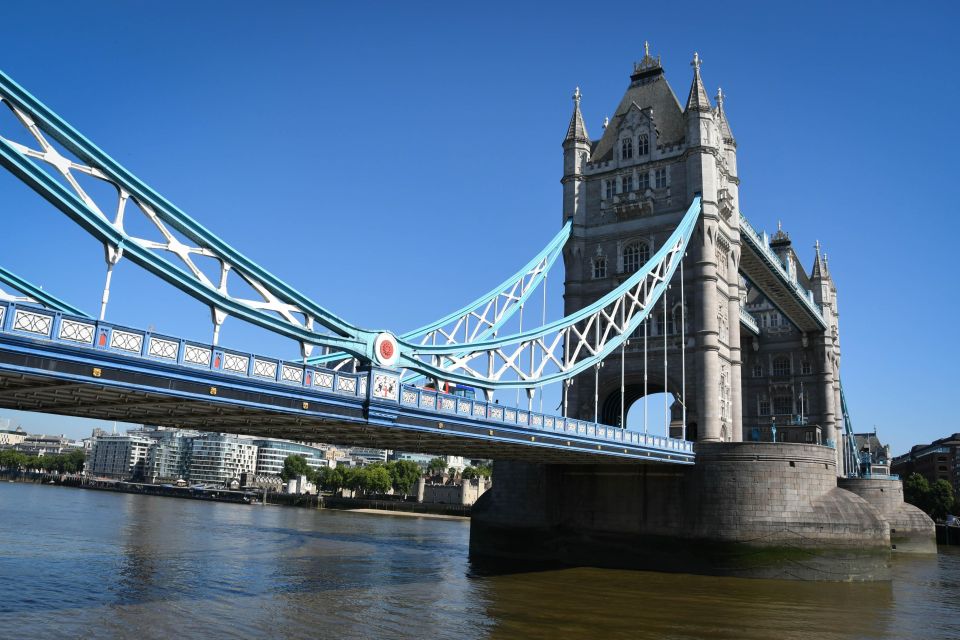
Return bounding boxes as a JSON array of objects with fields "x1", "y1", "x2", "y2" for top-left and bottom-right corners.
[{"x1": 0, "y1": 300, "x2": 695, "y2": 457}]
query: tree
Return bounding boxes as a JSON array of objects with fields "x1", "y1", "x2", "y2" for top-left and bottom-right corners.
[
  {"x1": 280, "y1": 455, "x2": 315, "y2": 483},
  {"x1": 389, "y1": 460, "x2": 422, "y2": 496},
  {"x1": 930, "y1": 480, "x2": 955, "y2": 521},
  {"x1": 904, "y1": 473, "x2": 957, "y2": 521},
  {"x1": 427, "y1": 457, "x2": 446, "y2": 475},
  {"x1": 904, "y1": 473, "x2": 931, "y2": 513},
  {"x1": 363, "y1": 466, "x2": 392, "y2": 495}
]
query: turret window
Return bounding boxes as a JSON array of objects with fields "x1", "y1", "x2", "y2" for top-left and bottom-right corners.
[
  {"x1": 622, "y1": 243, "x2": 643, "y2": 273},
  {"x1": 638, "y1": 134, "x2": 649, "y2": 156},
  {"x1": 637, "y1": 172, "x2": 650, "y2": 191},
  {"x1": 592, "y1": 257, "x2": 607, "y2": 279},
  {"x1": 655, "y1": 167, "x2": 667, "y2": 188},
  {"x1": 621, "y1": 139, "x2": 633, "y2": 160},
  {"x1": 758, "y1": 396, "x2": 770, "y2": 416},
  {"x1": 773, "y1": 396, "x2": 793, "y2": 416},
  {"x1": 772, "y1": 357, "x2": 791, "y2": 376}
]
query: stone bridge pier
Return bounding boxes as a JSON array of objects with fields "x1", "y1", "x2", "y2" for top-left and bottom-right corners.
[{"x1": 470, "y1": 442, "x2": 935, "y2": 581}]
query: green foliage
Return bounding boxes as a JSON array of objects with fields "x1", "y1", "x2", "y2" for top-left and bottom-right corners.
[
  {"x1": 363, "y1": 465, "x2": 392, "y2": 494},
  {"x1": 930, "y1": 480, "x2": 955, "y2": 521},
  {"x1": 427, "y1": 457, "x2": 447, "y2": 475},
  {"x1": 0, "y1": 448, "x2": 86, "y2": 474},
  {"x1": 904, "y1": 473, "x2": 956, "y2": 521},
  {"x1": 904, "y1": 473, "x2": 931, "y2": 512},
  {"x1": 387, "y1": 460, "x2": 422, "y2": 496},
  {"x1": 280, "y1": 455, "x2": 316, "y2": 484},
  {"x1": 316, "y1": 466, "x2": 342, "y2": 491},
  {"x1": 462, "y1": 464, "x2": 492, "y2": 480}
]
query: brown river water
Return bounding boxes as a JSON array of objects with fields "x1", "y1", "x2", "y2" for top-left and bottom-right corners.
[{"x1": 0, "y1": 482, "x2": 957, "y2": 639}]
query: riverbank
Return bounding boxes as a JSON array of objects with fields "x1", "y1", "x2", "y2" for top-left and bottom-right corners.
[{"x1": 0, "y1": 470, "x2": 473, "y2": 517}]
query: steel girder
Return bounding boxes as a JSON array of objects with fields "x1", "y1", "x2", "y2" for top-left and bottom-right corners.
[
  {"x1": 306, "y1": 219, "x2": 571, "y2": 368},
  {"x1": 0, "y1": 69, "x2": 374, "y2": 360},
  {"x1": 0, "y1": 264, "x2": 89, "y2": 317},
  {"x1": 0, "y1": 68, "x2": 697, "y2": 392},
  {"x1": 395, "y1": 198, "x2": 701, "y2": 389}
]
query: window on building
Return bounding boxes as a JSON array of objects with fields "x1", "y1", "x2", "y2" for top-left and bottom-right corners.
[
  {"x1": 801, "y1": 360, "x2": 812, "y2": 375},
  {"x1": 805, "y1": 431, "x2": 814, "y2": 443},
  {"x1": 770, "y1": 313, "x2": 779, "y2": 327},
  {"x1": 772, "y1": 356, "x2": 791, "y2": 376},
  {"x1": 752, "y1": 364, "x2": 763, "y2": 377},
  {"x1": 621, "y1": 174, "x2": 632, "y2": 193},
  {"x1": 637, "y1": 171, "x2": 650, "y2": 191},
  {"x1": 622, "y1": 243, "x2": 641, "y2": 273},
  {"x1": 774, "y1": 396, "x2": 793, "y2": 415},
  {"x1": 759, "y1": 397, "x2": 770, "y2": 416},
  {"x1": 638, "y1": 134, "x2": 649, "y2": 156},
  {"x1": 592, "y1": 257, "x2": 607, "y2": 279},
  {"x1": 655, "y1": 167, "x2": 667, "y2": 188},
  {"x1": 605, "y1": 180, "x2": 614, "y2": 199},
  {"x1": 621, "y1": 138, "x2": 633, "y2": 160}
]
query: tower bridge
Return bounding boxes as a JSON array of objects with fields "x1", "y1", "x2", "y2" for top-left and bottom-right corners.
[{"x1": 0, "y1": 48, "x2": 934, "y2": 580}]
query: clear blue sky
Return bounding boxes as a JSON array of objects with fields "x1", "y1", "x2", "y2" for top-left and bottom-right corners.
[{"x1": 0, "y1": 0, "x2": 955, "y2": 455}]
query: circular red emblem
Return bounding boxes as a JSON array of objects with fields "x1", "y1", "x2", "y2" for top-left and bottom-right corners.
[{"x1": 379, "y1": 340, "x2": 395, "y2": 360}]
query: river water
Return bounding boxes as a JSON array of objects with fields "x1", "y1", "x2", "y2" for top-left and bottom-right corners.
[{"x1": 0, "y1": 483, "x2": 958, "y2": 640}]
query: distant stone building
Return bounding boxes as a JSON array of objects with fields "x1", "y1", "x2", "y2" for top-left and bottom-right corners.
[
  {"x1": 14, "y1": 433, "x2": 81, "y2": 457},
  {"x1": 0, "y1": 425, "x2": 27, "y2": 447},
  {"x1": 893, "y1": 433, "x2": 960, "y2": 495},
  {"x1": 853, "y1": 431, "x2": 892, "y2": 477},
  {"x1": 87, "y1": 433, "x2": 154, "y2": 479}
]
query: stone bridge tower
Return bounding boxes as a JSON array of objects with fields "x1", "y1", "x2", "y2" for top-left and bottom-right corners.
[{"x1": 562, "y1": 46, "x2": 742, "y2": 443}]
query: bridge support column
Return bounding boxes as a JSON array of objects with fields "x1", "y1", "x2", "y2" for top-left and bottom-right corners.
[
  {"x1": 471, "y1": 443, "x2": 912, "y2": 581},
  {"x1": 727, "y1": 269, "x2": 743, "y2": 442},
  {"x1": 692, "y1": 213, "x2": 722, "y2": 442},
  {"x1": 818, "y1": 336, "x2": 837, "y2": 450}
]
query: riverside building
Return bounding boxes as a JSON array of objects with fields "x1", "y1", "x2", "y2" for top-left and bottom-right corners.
[
  {"x1": 253, "y1": 439, "x2": 332, "y2": 476},
  {"x1": 87, "y1": 433, "x2": 154, "y2": 479}
]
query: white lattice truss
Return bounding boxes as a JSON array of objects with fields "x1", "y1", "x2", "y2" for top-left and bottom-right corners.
[
  {"x1": 401, "y1": 200, "x2": 698, "y2": 389},
  {"x1": 0, "y1": 88, "x2": 369, "y2": 359}
]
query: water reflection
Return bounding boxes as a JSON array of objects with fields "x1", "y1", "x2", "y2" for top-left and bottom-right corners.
[{"x1": 0, "y1": 483, "x2": 957, "y2": 640}]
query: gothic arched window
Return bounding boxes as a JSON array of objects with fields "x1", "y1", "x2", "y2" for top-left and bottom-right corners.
[
  {"x1": 638, "y1": 134, "x2": 649, "y2": 156},
  {"x1": 622, "y1": 242, "x2": 650, "y2": 273},
  {"x1": 623, "y1": 243, "x2": 641, "y2": 273},
  {"x1": 621, "y1": 174, "x2": 632, "y2": 193},
  {"x1": 621, "y1": 138, "x2": 633, "y2": 160},
  {"x1": 592, "y1": 256, "x2": 607, "y2": 279},
  {"x1": 772, "y1": 356, "x2": 791, "y2": 376}
]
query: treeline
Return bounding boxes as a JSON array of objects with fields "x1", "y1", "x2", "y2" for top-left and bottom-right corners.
[
  {"x1": 281, "y1": 455, "x2": 492, "y2": 497},
  {"x1": 904, "y1": 473, "x2": 958, "y2": 521},
  {"x1": 0, "y1": 448, "x2": 86, "y2": 474}
]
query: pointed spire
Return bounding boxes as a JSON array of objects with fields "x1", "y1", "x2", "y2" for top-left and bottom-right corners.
[
  {"x1": 685, "y1": 52, "x2": 711, "y2": 112},
  {"x1": 715, "y1": 86, "x2": 736, "y2": 144},
  {"x1": 811, "y1": 240, "x2": 828, "y2": 279},
  {"x1": 631, "y1": 40, "x2": 663, "y2": 81},
  {"x1": 563, "y1": 86, "x2": 590, "y2": 144}
]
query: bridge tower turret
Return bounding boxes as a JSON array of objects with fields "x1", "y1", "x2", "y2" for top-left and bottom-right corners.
[
  {"x1": 682, "y1": 52, "x2": 743, "y2": 442},
  {"x1": 562, "y1": 87, "x2": 591, "y2": 224},
  {"x1": 560, "y1": 46, "x2": 742, "y2": 443},
  {"x1": 810, "y1": 243, "x2": 841, "y2": 454}
]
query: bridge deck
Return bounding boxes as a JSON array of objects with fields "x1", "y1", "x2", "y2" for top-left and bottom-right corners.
[{"x1": 0, "y1": 302, "x2": 694, "y2": 465}]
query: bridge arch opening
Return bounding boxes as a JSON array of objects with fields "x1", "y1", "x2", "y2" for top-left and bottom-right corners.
[{"x1": 600, "y1": 383, "x2": 697, "y2": 441}]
